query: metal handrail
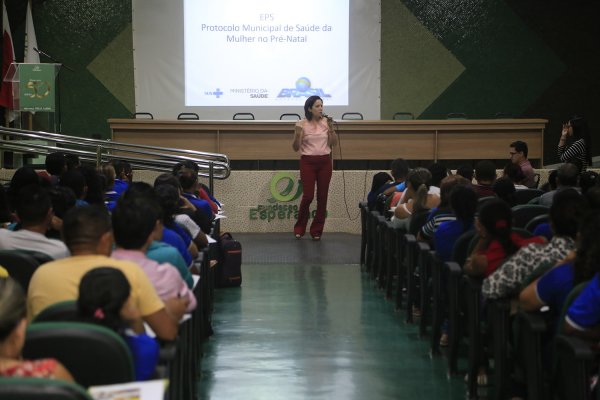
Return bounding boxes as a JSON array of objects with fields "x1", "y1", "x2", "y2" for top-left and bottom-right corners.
[{"x1": 0, "y1": 127, "x2": 231, "y2": 188}]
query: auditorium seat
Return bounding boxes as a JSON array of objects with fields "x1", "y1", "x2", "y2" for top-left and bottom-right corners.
[
  {"x1": 177, "y1": 112, "x2": 200, "y2": 120},
  {"x1": 233, "y1": 112, "x2": 255, "y2": 120},
  {"x1": 279, "y1": 113, "x2": 301, "y2": 120},
  {"x1": 0, "y1": 377, "x2": 93, "y2": 400},
  {"x1": 0, "y1": 250, "x2": 53, "y2": 292},
  {"x1": 341, "y1": 112, "x2": 363, "y2": 120},
  {"x1": 392, "y1": 112, "x2": 414, "y2": 120}
]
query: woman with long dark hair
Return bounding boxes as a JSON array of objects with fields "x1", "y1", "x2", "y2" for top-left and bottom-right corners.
[
  {"x1": 558, "y1": 115, "x2": 592, "y2": 172},
  {"x1": 292, "y1": 95, "x2": 338, "y2": 240}
]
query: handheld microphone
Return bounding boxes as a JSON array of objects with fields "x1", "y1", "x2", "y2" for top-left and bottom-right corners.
[{"x1": 322, "y1": 113, "x2": 333, "y2": 120}]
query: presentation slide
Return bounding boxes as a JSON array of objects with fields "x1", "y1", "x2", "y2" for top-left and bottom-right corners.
[{"x1": 184, "y1": 0, "x2": 349, "y2": 107}]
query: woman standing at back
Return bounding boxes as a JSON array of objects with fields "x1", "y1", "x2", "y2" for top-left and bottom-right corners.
[{"x1": 292, "y1": 95, "x2": 338, "y2": 241}]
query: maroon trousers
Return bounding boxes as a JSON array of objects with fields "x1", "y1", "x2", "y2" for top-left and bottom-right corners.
[{"x1": 294, "y1": 154, "x2": 332, "y2": 237}]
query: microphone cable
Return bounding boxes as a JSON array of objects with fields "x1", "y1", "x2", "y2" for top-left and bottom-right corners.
[{"x1": 330, "y1": 118, "x2": 369, "y2": 221}]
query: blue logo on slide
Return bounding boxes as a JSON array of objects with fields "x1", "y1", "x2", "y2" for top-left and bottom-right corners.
[
  {"x1": 277, "y1": 77, "x2": 331, "y2": 98},
  {"x1": 204, "y1": 88, "x2": 224, "y2": 98}
]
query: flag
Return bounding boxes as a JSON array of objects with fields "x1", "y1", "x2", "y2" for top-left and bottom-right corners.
[
  {"x1": 0, "y1": 1, "x2": 15, "y2": 112},
  {"x1": 24, "y1": 0, "x2": 39, "y2": 64}
]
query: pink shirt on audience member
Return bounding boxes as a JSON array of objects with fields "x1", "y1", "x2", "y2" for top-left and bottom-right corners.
[
  {"x1": 519, "y1": 159, "x2": 536, "y2": 188},
  {"x1": 111, "y1": 249, "x2": 196, "y2": 312},
  {"x1": 297, "y1": 118, "x2": 331, "y2": 156}
]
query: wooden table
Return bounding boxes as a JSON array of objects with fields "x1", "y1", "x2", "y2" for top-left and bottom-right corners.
[{"x1": 109, "y1": 118, "x2": 547, "y2": 163}]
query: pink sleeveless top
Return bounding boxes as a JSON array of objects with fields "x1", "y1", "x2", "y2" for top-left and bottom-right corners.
[{"x1": 298, "y1": 118, "x2": 331, "y2": 156}]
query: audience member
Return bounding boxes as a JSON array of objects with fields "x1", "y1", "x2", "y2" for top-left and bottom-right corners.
[
  {"x1": 367, "y1": 172, "x2": 393, "y2": 209},
  {"x1": 492, "y1": 177, "x2": 517, "y2": 206},
  {"x1": 426, "y1": 162, "x2": 448, "y2": 196},
  {"x1": 464, "y1": 199, "x2": 544, "y2": 277},
  {"x1": 456, "y1": 164, "x2": 474, "y2": 182},
  {"x1": 509, "y1": 140, "x2": 536, "y2": 188},
  {"x1": 27, "y1": 205, "x2": 184, "y2": 341},
  {"x1": 154, "y1": 173, "x2": 212, "y2": 234},
  {"x1": 172, "y1": 161, "x2": 220, "y2": 212},
  {"x1": 7, "y1": 167, "x2": 40, "y2": 212},
  {"x1": 579, "y1": 171, "x2": 598, "y2": 195},
  {"x1": 520, "y1": 210, "x2": 600, "y2": 318},
  {"x1": 558, "y1": 115, "x2": 591, "y2": 172},
  {"x1": 0, "y1": 277, "x2": 74, "y2": 381},
  {"x1": 483, "y1": 189, "x2": 587, "y2": 299},
  {"x1": 79, "y1": 165, "x2": 106, "y2": 205},
  {"x1": 502, "y1": 163, "x2": 528, "y2": 189},
  {"x1": 77, "y1": 268, "x2": 159, "y2": 381},
  {"x1": 177, "y1": 168, "x2": 214, "y2": 219},
  {"x1": 434, "y1": 184, "x2": 478, "y2": 263},
  {"x1": 59, "y1": 170, "x2": 88, "y2": 207},
  {"x1": 473, "y1": 160, "x2": 497, "y2": 198},
  {"x1": 419, "y1": 175, "x2": 469, "y2": 244},
  {"x1": 392, "y1": 168, "x2": 440, "y2": 229},
  {"x1": 111, "y1": 195, "x2": 197, "y2": 312},
  {"x1": 65, "y1": 154, "x2": 80, "y2": 171},
  {"x1": 43, "y1": 152, "x2": 67, "y2": 186},
  {"x1": 539, "y1": 163, "x2": 579, "y2": 206},
  {"x1": 540, "y1": 169, "x2": 558, "y2": 193},
  {"x1": 108, "y1": 160, "x2": 133, "y2": 202},
  {"x1": 0, "y1": 185, "x2": 69, "y2": 259}
]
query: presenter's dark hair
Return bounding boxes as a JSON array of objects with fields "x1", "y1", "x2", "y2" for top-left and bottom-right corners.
[{"x1": 304, "y1": 95, "x2": 322, "y2": 120}]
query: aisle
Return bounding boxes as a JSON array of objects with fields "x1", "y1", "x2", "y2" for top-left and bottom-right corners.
[{"x1": 198, "y1": 262, "x2": 465, "y2": 399}]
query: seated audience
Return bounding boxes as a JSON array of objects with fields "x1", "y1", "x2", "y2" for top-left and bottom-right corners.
[
  {"x1": 520, "y1": 211, "x2": 600, "y2": 319},
  {"x1": 392, "y1": 168, "x2": 440, "y2": 229},
  {"x1": 111, "y1": 193, "x2": 197, "y2": 312},
  {"x1": 472, "y1": 160, "x2": 497, "y2": 198},
  {"x1": 540, "y1": 169, "x2": 558, "y2": 193},
  {"x1": 382, "y1": 158, "x2": 411, "y2": 208},
  {"x1": 464, "y1": 199, "x2": 544, "y2": 277},
  {"x1": 172, "y1": 161, "x2": 220, "y2": 212},
  {"x1": 509, "y1": 140, "x2": 536, "y2": 188},
  {"x1": 27, "y1": 205, "x2": 184, "y2": 341},
  {"x1": 483, "y1": 189, "x2": 587, "y2": 299},
  {"x1": 7, "y1": 167, "x2": 41, "y2": 213},
  {"x1": 539, "y1": 162, "x2": 579, "y2": 207},
  {"x1": 100, "y1": 163, "x2": 117, "y2": 204},
  {"x1": 0, "y1": 277, "x2": 74, "y2": 381},
  {"x1": 79, "y1": 165, "x2": 106, "y2": 206},
  {"x1": 77, "y1": 268, "x2": 159, "y2": 381},
  {"x1": 0, "y1": 185, "x2": 69, "y2": 260}
]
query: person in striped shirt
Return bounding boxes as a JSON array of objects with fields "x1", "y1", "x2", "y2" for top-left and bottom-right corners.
[{"x1": 558, "y1": 115, "x2": 591, "y2": 172}]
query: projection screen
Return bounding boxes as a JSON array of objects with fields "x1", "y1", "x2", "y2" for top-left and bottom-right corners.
[{"x1": 132, "y1": 0, "x2": 380, "y2": 120}]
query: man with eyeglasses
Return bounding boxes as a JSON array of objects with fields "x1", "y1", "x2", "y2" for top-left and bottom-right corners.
[{"x1": 509, "y1": 140, "x2": 536, "y2": 188}]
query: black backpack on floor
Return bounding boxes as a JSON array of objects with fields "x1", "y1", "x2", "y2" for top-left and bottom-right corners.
[{"x1": 215, "y1": 232, "x2": 242, "y2": 288}]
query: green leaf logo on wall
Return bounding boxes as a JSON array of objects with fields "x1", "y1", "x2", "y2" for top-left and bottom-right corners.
[{"x1": 268, "y1": 172, "x2": 302, "y2": 203}]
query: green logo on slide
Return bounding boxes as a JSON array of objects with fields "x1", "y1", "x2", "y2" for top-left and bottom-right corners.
[{"x1": 269, "y1": 172, "x2": 302, "y2": 202}]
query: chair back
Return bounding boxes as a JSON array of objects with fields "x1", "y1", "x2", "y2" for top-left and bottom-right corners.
[
  {"x1": 0, "y1": 377, "x2": 92, "y2": 400},
  {"x1": 23, "y1": 322, "x2": 134, "y2": 388},
  {"x1": 511, "y1": 204, "x2": 549, "y2": 229},
  {"x1": 514, "y1": 189, "x2": 544, "y2": 205},
  {"x1": 279, "y1": 113, "x2": 301, "y2": 120},
  {"x1": 131, "y1": 112, "x2": 153, "y2": 119},
  {"x1": 524, "y1": 214, "x2": 550, "y2": 234},
  {"x1": 0, "y1": 250, "x2": 52, "y2": 292},
  {"x1": 450, "y1": 230, "x2": 477, "y2": 266},
  {"x1": 33, "y1": 301, "x2": 79, "y2": 323},
  {"x1": 392, "y1": 112, "x2": 414, "y2": 120},
  {"x1": 446, "y1": 112, "x2": 467, "y2": 119},
  {"x1": 233, "y1": 112, "x2": 255, "y2": 120},
  {"x1": 341, "y1": 112, "x2": 363, "y2": 120},
  {"x1": 177, "y1": 112, "x2": 199, "y2": 120}
]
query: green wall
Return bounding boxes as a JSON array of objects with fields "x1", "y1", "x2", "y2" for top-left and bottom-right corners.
[{"x1": 3, "y1": 0, "x2": 599, "y2": 164}]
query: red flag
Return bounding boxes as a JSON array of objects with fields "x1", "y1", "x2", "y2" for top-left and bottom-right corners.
[{"x1": 0, "y1": 1, "x2": 15, "y2": 110}]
